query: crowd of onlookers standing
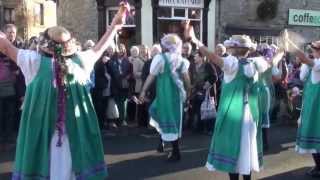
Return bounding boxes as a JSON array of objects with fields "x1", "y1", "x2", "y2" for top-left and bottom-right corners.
[{"x1": 0, "y1": 23, "x2": 304, "y2": 151}]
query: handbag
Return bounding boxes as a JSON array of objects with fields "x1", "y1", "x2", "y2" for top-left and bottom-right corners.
[
  {"x1": 200, "y1": 87, "x2": 216, "y2": 120},
  {"x1": 106, "y1": 98, "x2": 120, "y2": 119}
]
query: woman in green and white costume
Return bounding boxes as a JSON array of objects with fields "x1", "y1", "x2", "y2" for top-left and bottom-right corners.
[
  {"x1": 289, "y1": 40, "x2": 320, "y2": 178},
  {"x1": 184, "y1": 21, "x2": 281, "y2": 180},
  {"x1": 0, "y1": 3, "x2": 129, "y2": 180},
  {"x1": 256, "y1": 43, "x2": 283, "y2": 151},
  {"x1": 139, "y1": 34, "x2": 191, "y2": 162}
]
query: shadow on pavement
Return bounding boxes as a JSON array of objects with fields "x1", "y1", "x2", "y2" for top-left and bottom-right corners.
[
  {"x1": 259, "y1": 167, "x2": 314, "y2": 180},
  {"x1": 107, "y1": 148, "x2": 209, "y2": 180},
  {"x1": 264, "y1": 125, "x2": 297, "y2": 155}
]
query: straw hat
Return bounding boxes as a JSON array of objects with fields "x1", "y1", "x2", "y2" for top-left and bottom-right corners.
[
  {"x1": 224, "y1": 35, "x2": 256, "y2": 49},
  {"x1": 311, "y1": 40, "x2": 320, "y2": 50}
]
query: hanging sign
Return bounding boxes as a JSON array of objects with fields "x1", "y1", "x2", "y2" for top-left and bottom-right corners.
[
  {"x1": 288, "y1": 9, "x2": 320, "y2": 27},
  {"x1": 159, "y1": 0, "x2": 204, "y2": 8}
]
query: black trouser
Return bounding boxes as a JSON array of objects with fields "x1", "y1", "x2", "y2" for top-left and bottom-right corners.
[
  {"x1": 229, "y1": 173, "x2": 251, "y2": 180},
  {"x1": 189, "y1": 94, "x2": 204, "y2": 130},
  {"x1": 137, "y1": 102, "x2": 149, "y2": 127},
  {"x1": 93, "y1": 96, "x2": 109, "y2": 129},
  {"x1": 0, "y1": 96, "x2": 16, "y2": 144},
  {"x1": 312, "y1": 153, "x2": 320, "y2": 169}
]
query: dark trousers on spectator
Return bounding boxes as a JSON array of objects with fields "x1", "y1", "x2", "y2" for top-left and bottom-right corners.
[
  {"x1": 0, "y1": 96, "x2": 16, "y2": 144},
  {"x1": 93, "y1": 96, "x2": 109, "y2": 130},
  {"x1": 138, "y1": 103, "x2": 149, "y2": 127},
  {"x1": 114, "y1": 95, "x2": 128, "y2": 125}
]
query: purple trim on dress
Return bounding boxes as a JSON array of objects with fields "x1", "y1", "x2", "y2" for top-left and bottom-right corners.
[
  {"x1": 76, "y1": 162, "x2": 107, "y2": 180},
  {"x1": 208, "y1": 152, "x2": 237, "y2": 165},
  {"x1": 12, "y1": 171, "x2": 49, "y2": 180}
]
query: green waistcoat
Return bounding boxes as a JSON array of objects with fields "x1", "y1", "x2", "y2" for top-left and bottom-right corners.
[
  {"x1": 12, "y1": 55, "x2": 107, "y2": 180},
  {"x1": 207, "y1": 63, "x2": 263, "y2": 173}
]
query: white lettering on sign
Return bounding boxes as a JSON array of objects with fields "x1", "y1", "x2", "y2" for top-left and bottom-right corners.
[{"x1": 159, "y1": 0, "x2": 204, "y2": 8}]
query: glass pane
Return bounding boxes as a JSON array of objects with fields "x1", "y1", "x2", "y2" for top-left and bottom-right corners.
[
  {"x1": 125, "y1": 9, "x2": 136, "y2": 25},
  {"x1": 158, "y1": 7, "x2": 171, "y2": 18},
  {"x1": 11, "y1": 10, "x2": 15, "y2": 22},
  {"x1": 4, "y1": 9, "x2": 10, "y2": 22},
  {"x1": 173, "y1": 8, "x2": 185, "y2": 17},
  {"x1": 190, "y1": 21, "x2": 201, "y2": 39},
  {"x1": 108, "y1": 10, "x2": 117, "y2": 25},
  {"x1": 34, "y1": 4, "x2": 42, "y2": 24},
  {"x1": 108, "y1": 9, "x2": 135, "y2": 26},
  {"x1": 188, "y1": 9, "x2": 201, "y2": 19}
]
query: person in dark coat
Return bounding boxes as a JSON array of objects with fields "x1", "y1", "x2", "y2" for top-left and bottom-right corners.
[{"x1": 108, "y1": 44, "x2": 134, "y2": 126}]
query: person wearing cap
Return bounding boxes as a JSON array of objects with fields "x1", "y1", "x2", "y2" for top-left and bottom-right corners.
[
  {"x1": 139, "y1": 34, "x2": 191, "y2": 162},
  {"x1": 184, "y1": 21, "x2": 279, "y2": 180},
  {"x1": 0, "y1": 3, "x2": 129, "y2": 180},
  {"x1": 287, "y1": 39, "x2": 320, "y2": 178}
]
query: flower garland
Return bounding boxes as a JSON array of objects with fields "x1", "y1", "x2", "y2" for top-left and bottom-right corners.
[{"x1": 51, "y1": 41, "x2": 68, "y2": 147}]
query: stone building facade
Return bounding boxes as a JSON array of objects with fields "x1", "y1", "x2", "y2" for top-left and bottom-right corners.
[
  {"x1": 57, "y1": 0, "x2": 217, "y2": 49},
  {"x1": 57, "y1": 0, "x2": 98, "y2": 43},
  {"x1": 216, "y1": 0, "x2": 320, "y2": 44},
  {"x1": 0, "y1": 0, "x2": 57, "y2": 40}
]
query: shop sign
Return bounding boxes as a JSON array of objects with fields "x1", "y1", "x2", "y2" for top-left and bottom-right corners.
[
  {"x1": 159, "y1": 0, "x2": 204, "y2": 8},
  {"x1": 288, "y1": 9, "x2": 320, "y2": 27}
]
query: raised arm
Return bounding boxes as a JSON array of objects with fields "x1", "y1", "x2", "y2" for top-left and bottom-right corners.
[
  {"x1": 92, "y1": 2, "x2": 129, "y2": 59},
  {"x1": 272, "y1": 49, "x2": 285, "y2": 67},
  {"x1": 287, "y1": 39, "x2": 314, "y2": 66},
  {"x1": 0, "y1": 32, "x2": 18, "y2": 63},
  {"x1": 183, "y1": 21, "x2": 224, "y2": 67}
]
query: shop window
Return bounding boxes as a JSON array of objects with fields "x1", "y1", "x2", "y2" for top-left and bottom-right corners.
[
  {"x1": 107, "y1": 7, "x2": 136, "y2": 27},
  {"x1": 34, "y1": 3, "x2": 44, "y2": 25},
  {"x1": 255, "y1": 36, "x2": 279, "y2": 45},
  {"x1": 158, "y1": 7, "x2": 171, "y2": 18},
  {"x1": 4, "y1": 8, "x2": 15, "y2": 24},
  {"x1": 173, "y1": 8, "x2": 186, "y2": 18},
  {"x1": 157, "y1": 6, "x2": 202, "y2": 41}
]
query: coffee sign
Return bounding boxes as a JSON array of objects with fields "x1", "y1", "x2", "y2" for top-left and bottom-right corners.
[
  {"x1": 159, "y1": 0, "x2": 204, "y2": 8},
  {"x1": 288, "y1": 9, "x2": 320, "y2": 27}
]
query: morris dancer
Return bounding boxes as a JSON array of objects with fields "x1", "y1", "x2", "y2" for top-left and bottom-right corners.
[
  {"x1": 184, "y1": 21, "x2": 282, "y2": 180},
  {"x1": 288, "y1": 39, "x2": 320, "y2": 178},
  {"x1": 0, "y1": 2, "x2": 129, "y2": 180},
  {"x1": 139, "y1": 34, "x2": 191, "y2": 162}
]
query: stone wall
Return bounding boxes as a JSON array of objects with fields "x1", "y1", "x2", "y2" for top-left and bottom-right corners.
[
  {"x1": 217, "y1": 0, "x2": 320, "y2": 43},
  {"x1": 57, "y1": 0, "x2": 98, "y2": 44}
]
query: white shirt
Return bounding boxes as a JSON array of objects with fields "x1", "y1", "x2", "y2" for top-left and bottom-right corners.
[
  {"x1": 300, "y1": 58, "x2": 320, "y2": 84},
  {"x1": 222, "y1": 55, "x2": 269, "y2": 83},
  {"x1": 150, "y1": 53, "x2": 189, "y2": 76},
  {"x1": 17, "y1": 49, "x2": 99, "y2": 86}
]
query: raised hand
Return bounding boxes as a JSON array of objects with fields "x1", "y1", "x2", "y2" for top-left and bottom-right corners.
[
  {"x1": 0, "y1": 31, "x2": 7, "y2": 39},
  {"x1": 110, "y1": 1, "x2": 130, "y2": 28},
  {"x1": 183, "y1": 20, "x2": 197, "y2": 43}
]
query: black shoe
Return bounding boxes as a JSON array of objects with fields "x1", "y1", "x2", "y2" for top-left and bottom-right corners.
[
  {"x1": 167, "y1": 151, "x2": 181, "y2": 162},
  {"x1": 307, "y1": 167, "x2": 320, "y2": 178},
  {"x1": 157, "y1": 142, "x2": 164, "y2": 153}
]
